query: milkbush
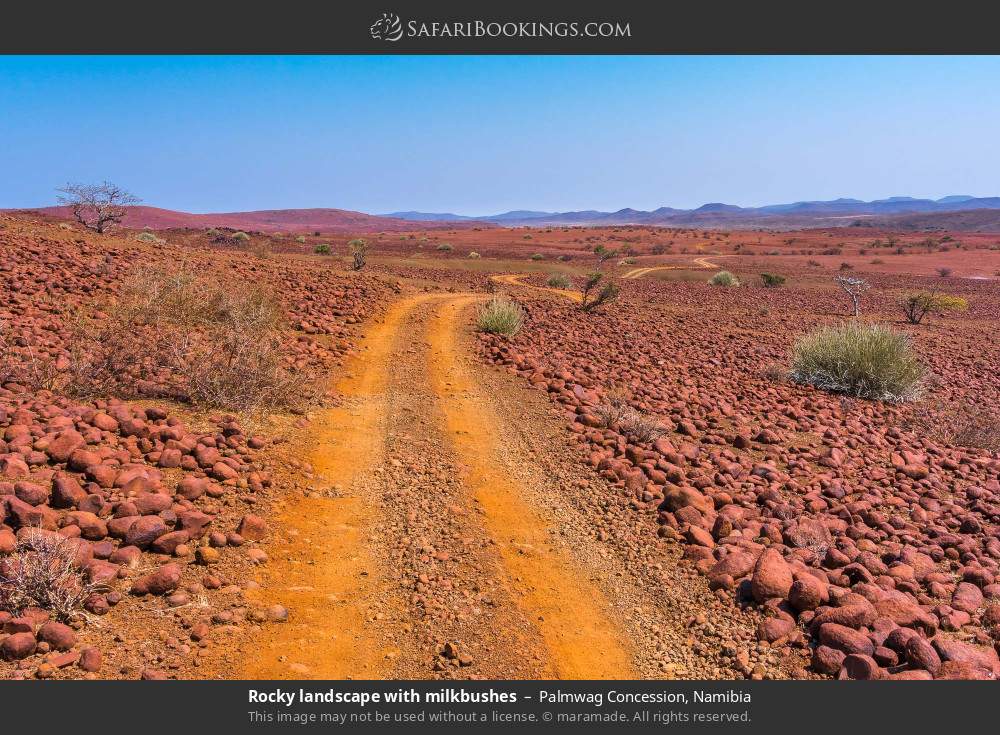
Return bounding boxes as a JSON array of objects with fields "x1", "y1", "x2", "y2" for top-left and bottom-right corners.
[
  {"x1": 790, "y1": 322, "x2": 924, "y2": 401},
  {"x1": 476, "y1": 296, "x2": 524, "y2": 336},
  {"x1": 709, "y1": 270, "x2": 739, "y2": 287}
]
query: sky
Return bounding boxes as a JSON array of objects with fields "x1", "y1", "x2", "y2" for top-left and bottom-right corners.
[{"x1": 1, "y1": 55, "x2": 999, "y2": 215}]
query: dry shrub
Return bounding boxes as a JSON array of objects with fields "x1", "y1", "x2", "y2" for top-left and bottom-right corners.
[
  {"x1": 906, "y1": 400, "x2": 1000, "y2": 453},
  {"x1": 0, "y1": 528, "x2": 107, "y2": 622},
  {"x1": 0, "y1": 319, "x2": 61, "y2": 391},
  {"x1": 594, "y1": 391, "x2": 665, "y2": 444},
  {"x1": 60, "y1": 263, "x2": 313, "y2": 415}
]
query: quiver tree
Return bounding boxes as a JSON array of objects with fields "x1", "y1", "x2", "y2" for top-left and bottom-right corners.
[{"x1": 56, "y1": 181, "x2": 140, "y2": 233}]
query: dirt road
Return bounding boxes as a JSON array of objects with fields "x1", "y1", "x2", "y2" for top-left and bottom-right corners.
[
  {"x1": 622, "y1": 255, "x2": 731, "y2": 279},
  {"x1": 233, "y1": 286, "x2": 750, "y2": 680}
]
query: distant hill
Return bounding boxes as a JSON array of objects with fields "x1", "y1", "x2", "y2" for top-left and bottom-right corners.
[
  {"x1": 387, "y1": 195, "x2": 1000, "y2": 230},
  {"x1": 10, "y1": 206, "x2": 488, "y2": 233}
]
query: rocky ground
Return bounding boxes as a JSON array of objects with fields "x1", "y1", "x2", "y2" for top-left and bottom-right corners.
[
  {"x1": 482, "y1": 265, "x2": 1000, "y2": 680},
  {"x1": 2, "y1": 213, "x2": 999, "y2": 681}
]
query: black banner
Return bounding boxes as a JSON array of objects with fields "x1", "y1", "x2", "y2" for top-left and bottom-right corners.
[
  {"x1": 3, "y1": 1, "x2": 1000, "y2": 54},
  {"x1": 1, "y1": 679, "x2": 994, "y2": 732}
]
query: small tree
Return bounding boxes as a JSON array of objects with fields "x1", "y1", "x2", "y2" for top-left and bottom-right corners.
[
  {"x1": 900, "y1": 291, "x2": 968, "y2": 325},
  {"x1": 580, "y1": 272, "x2": 619, "y2": 312},
  {"x1": 349, "y1": 238, "x2": 369, "y2": 270},
  {"x1": 594, "y1": 244, "x2": 618, "y2": 270},
  {"x1": 835, "y1": 275, "x2": 871, "y2": 317},
  {"x1": 56, "y1": 181, "x2": 140, "y2": 233}
]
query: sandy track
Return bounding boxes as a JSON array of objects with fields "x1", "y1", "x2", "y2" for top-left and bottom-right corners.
[
  {"x1": 490, "y1": 273, "x2": 584, "y2": 302},
  {"x1": 239, "y1": 294, "x2": 436, "y2": 679},
  {"x1": 622, "y1": 255, "x2": 733, "y2": 279},
  {"x1": 427, "y1": 296, "x2": 637, "y2": 678},
  {"x1": 234, "y1": 286, "x2": 748, "y2": 680}
]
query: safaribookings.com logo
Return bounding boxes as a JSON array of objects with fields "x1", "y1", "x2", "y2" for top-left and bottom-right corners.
[{"x1": 370, "y1": 13, "x2": 631, "y2": 42}]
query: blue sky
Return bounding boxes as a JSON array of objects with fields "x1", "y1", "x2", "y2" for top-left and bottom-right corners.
[{"x1": 1, "y1": 55, "x2": 998, "y2": 215}]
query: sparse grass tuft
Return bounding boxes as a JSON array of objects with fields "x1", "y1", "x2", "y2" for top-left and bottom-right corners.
[
  {"x1": 709, "y1": 270, "x2": 739, "y2": 287},
  {"x1": 467, "y1": 251, "x2": 481, "y2": 259},
  {"x1": 790, "y1": 321, "x2": 924, "y2": 401},
  {"x1": 760, "y1": 272, "x2": 786, "y2": 288},
  {"x1": 546, "y1": 274, "x2": 571, "y2": 289},
  {"x1": 477, "y1": 296, "x2": 524, "y2": 337}
]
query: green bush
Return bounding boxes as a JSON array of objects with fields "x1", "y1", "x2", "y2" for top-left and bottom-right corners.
[
  {"x1": 546, "y1": 274, "x2": 571, "y2": 289},
  {"x1": 206, "y1": 228, "x2": 221, "y2": 237},
  {"x1": 476, "y1": 296, "x2": 524, "y2": 336},
  {"x1": 295, "y1": 235, "x2": 306, "y2": 243},
  {"x1": 314, "y1": 243, "x2": 331, "y2": 255},
  {"x1": 790, "y1": 322, "x2": 924, "y2": 401},
  {"x1": 233, "y1": 231, "x2": 250, "y2": 242},
  {"x1": 760, "y1": 273, "x2": 786, "y2": 288},
  {"x1": 136, "y1": 231, "x2": 159, "y2": 242},
  {"x1": 709, "y1": 270, "x2": 739, "y2": 287},
  {"x1": 436, "y1": 243, "x2": 453, "y2": 252},
  {"x1": 531, "y1": 253, "x2": 544, "y2": 261}
]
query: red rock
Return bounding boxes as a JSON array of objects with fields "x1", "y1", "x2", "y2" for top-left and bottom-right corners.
[
  {"x1": 0, "y1": 528, "x2": 16, "y2": 554},
  {"x1": 788, "y1": 575, "x2": 826, "y2": 612},
  {"x1": 905, "y1": 636, "x2": 942, "y2": 675},
  {"x1": 757, "y1": 615, "x2": 795, "y2": 643},
  {"x1": 131, "y1": 563, "x2": 182, "y2": 596},
  {"x1": 78, "y1": 647, "x2": 102, "y2": 672},
  {"x1": 839, "y1": 653, "x2": 882, "y2": 680},
  {"x1": 13, "y1": 481, "x2": 49, "y2": 506},
  {"x1": 932, "y1": 636, "x2": 1000, "y2": 677},
  {"x1": 37, "y1": 622, "x2": 77, "y2": 651},
  {"x1": 818, "y1": 623, "x2": 875, "y2": 656},
  {"x1": 177, "y1": 510, "x2": 211, "y2": 539},
  {"x1": 952, "y1": 582, "x2": 984, "y2": 614},
  {"x1": 64, "y1": 510, "x2": 107, "y2": 540},
  {"x1": 811, "y1": 645, "x2": 845, "y2": 674},
  {"x1": 751, "y1": 548, "x2": 793, "y2": 603},
  {"x1": 150, "y1": 530, "x2": 190, "y2": 555},
  {"x1": 1, "y1": 632, "x2": 36, "y2": 660},
  {"x1": 124, "y1": 515, "x2": 168, "y2": 549},
  {"x1": 46, "y1": 430, "x2": 86, "y2": 463},
  {"x1": 51, "y1": 474, "x2": 88, "y2": 509}
]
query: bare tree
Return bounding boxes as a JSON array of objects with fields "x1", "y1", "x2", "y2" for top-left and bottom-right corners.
[
  {"x1": 835, "y1": 275, "x2": 871, "y2": 317},
  {"x1": 56, "y1": 181, "x2": 140, "y2": 233}
]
